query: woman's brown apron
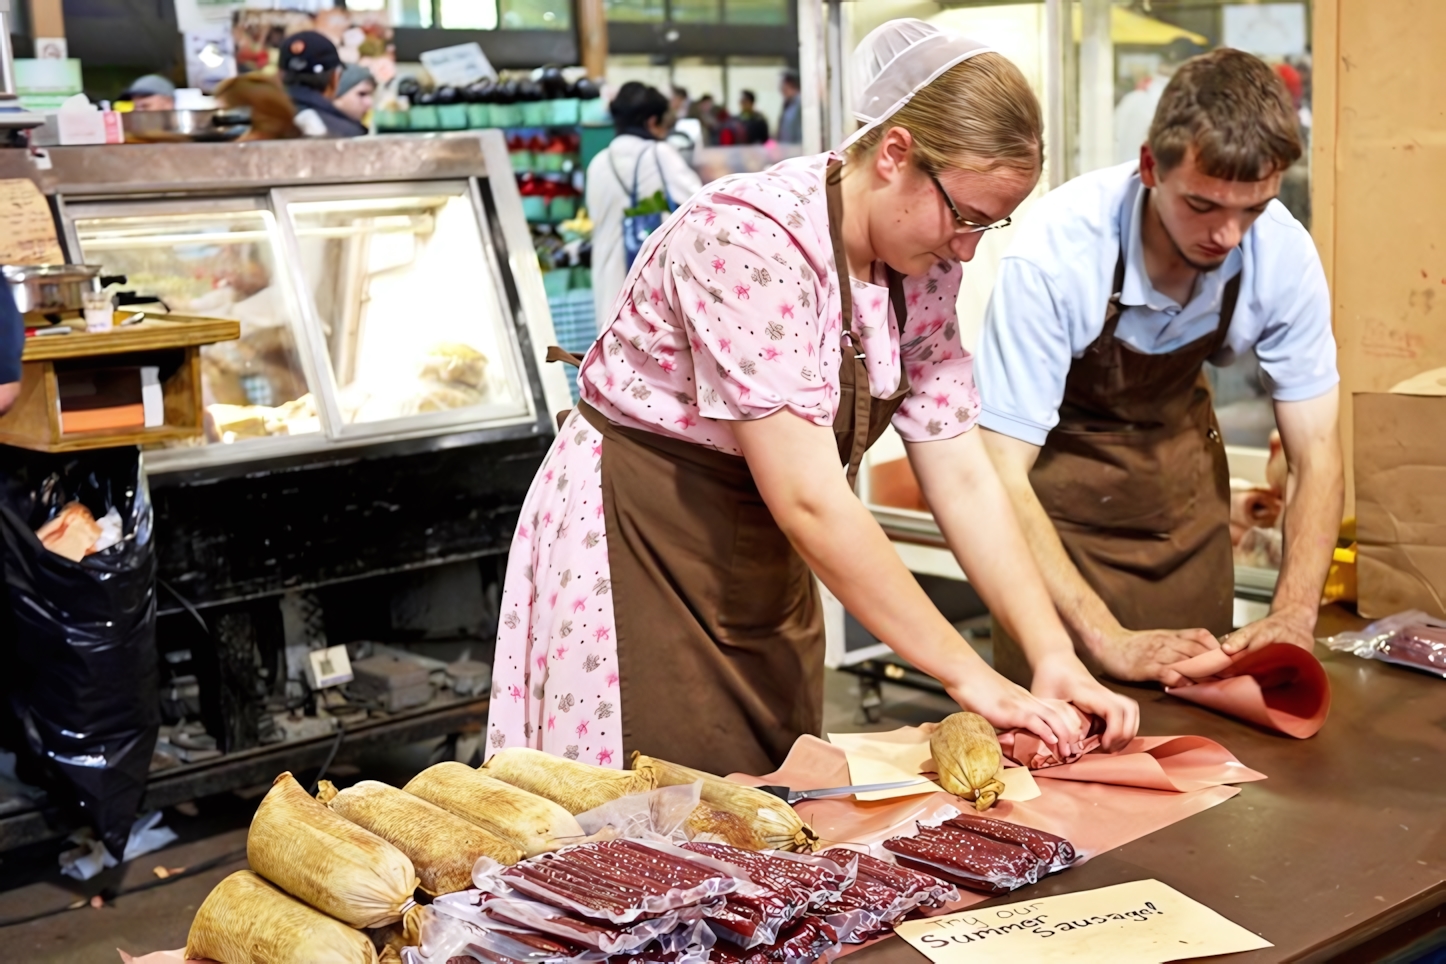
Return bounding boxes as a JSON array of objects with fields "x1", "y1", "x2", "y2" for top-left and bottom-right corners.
[
  {"x1": 555, "y1": 162, "x2": 909, "y2": 776},
  {"x1": 993, "y1": 251, "x2": 1241, "y2": 685}
]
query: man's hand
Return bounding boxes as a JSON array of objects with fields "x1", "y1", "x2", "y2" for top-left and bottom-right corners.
[
  {"x1": 1029, "y1": 656, "x2": 1140, "y2": 751},
  {"x1": 1220, "y1": 608, "x2": 1315, "y2": 656},
  {"x1": 0, "y1": 381, "x2": 19, "y2": 415},
  {"x1": 1088, "y1": 626, "x2": 1222, "y2": 688}
]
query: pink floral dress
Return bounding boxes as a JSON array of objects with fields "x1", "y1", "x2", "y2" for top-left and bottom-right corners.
[{"x1": 486, "y1": 152, "x2": 981, "y2": 767}]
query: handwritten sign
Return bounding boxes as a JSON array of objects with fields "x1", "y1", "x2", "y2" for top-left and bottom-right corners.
[
  {"x1": 0, "y1": 179, "x2": 63, "y2": 265},
  {"x1": 895, "y1": 879, "x2": 1272, "y2": 964},
  {"x1": 419, "y1": 42, "x2": 497, "y2": 88}
]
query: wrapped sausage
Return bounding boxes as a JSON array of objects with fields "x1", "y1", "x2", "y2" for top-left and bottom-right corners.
[
  {"x1": 186, "y1": 870, "x2": 378, "y2": 964},
  {"x1": 943, "y1": 812, "x2": 1077, "y2": 871},
  {"x1": 321, "y1": 779, "x2": 523, "y2": 894},
  {"x1": 479, "y1": 747, "x2": 655, "y2": 813},
  {"x1": 883, "y1": 823, "x2": 1045, "y2": 894},
  {"x1": 403, "y1": 762, "x2": 585, "y2": 858},
  {"x1": 247, "y1": 772, "x2": 419, "y2": 928}
]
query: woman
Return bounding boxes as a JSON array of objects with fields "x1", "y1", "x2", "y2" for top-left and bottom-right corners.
[
  {"x1": 586, "y1": 82, "x2": 703, "y2": 331},
  {"x1": 489, "y1": 20, "x2": 1139, "y2": 776}
]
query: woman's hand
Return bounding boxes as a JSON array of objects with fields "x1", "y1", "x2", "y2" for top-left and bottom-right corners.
[
  {"x1": 940, "y1": 662, "x2": 1085, "y2": 752},
  {"x1": 1029, "y1": 656, "x2": 1140, "y2": 751}
]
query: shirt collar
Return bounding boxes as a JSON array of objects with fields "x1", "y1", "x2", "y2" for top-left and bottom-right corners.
[{"x1": 1119, "y1": 175, "x2": 1241, "y2": 312}]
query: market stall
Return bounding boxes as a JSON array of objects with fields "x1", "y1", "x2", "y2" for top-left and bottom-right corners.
[
  {"x1": 118, "y1": 607, "x2": 1445, "y2": 964},
  {"x1": 0, "y1": 132, "x2": 568, "y2": 850}
]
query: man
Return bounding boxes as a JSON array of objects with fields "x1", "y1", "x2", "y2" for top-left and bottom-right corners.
[
  {"x1": 280, "y1": 31, "x2": 366, "y2": 138},
  {"x1": 736, "y1": 89, "x2": 769, "y2": 144},
  {"x1": 978, "y1": 49, "x2": 1342, "y2": 688},
  {"x1": 120, "y1": 74, "x2": 176, "y2": 112},
  {"x1": 0, "y1": 277, "x2": 21, "y2": 415},
  {"x1": 331, "y1": 65, "x2": 376, "y2": 127},
  {"x1": 777, "y1": 69, "x2": 801, "y2": 144}
]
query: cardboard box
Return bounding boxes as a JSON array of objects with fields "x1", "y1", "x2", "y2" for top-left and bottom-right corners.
[{"x1": 1354, "y1": 375, "x2": 1446, "y2": 618}]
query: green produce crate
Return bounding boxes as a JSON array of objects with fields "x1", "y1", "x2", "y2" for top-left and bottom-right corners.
[
  {"x1": 466, "y1": 103, "x2": 492, "y2": 128},
  {"x1": 408, "y1": 105, "x2": 439, "y2": 130},
  {"x1": 437, "y1": 104, "x2": 469, "y2": 129}
]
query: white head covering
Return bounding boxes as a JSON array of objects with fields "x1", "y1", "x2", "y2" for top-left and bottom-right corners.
[{"x1": 839, "y1": 18, "x2": 995, "y2": 151}]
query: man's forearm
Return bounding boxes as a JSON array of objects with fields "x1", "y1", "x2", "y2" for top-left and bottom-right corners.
[
  {"x1": 1269, "y1": 389, "x2": 1346, "y2": 633},
  {"x1": 1271, "y1": 460, "x2": 1344, "y2": 630},
  {"x1": 981, "y1": 429, "x2": 1123, "y2": 651}
]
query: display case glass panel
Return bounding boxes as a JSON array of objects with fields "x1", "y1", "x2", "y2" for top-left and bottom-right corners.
[
  {"x1": 275, "y1": 182, "x2": 532, "y2": 437},
  {"x1": 69, "y1": 200, "x2": 323, "y2": 448}
]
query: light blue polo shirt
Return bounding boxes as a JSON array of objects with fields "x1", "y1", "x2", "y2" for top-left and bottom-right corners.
[{"x1": 976, "y1": 161, "x2": 1338, "y2": 446}]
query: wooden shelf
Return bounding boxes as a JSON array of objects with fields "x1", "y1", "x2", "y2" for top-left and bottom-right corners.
[
  {"x1": 20, "y1": 313, "x2": 240, "y2": 361},
  {"x1": 0, "y1": 313, "x2": 240, "y2": 453}
]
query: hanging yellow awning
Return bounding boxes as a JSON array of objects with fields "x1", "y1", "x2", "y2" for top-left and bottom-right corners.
[{"x1": 1072, "y1": 6, "x2": 1210, "y2": 47}]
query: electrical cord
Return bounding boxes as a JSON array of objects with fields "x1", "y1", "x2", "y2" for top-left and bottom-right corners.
[
  {"x1": 308, "y1": 721, "x2": 347, "y2": 796},
  {"x1": 0, "y1": 845, "x2": 249, "y2": 929}
]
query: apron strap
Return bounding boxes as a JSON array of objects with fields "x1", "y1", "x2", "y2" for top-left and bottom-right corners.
[
  {"x1": 545, "y1": 346, "x2": 583, "y2": 429},
  {"x1": 546, "y1": 345, "x2": 584, "y2": 367}
]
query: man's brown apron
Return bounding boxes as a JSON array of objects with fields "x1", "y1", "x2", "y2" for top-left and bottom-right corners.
[
  {"x1": 557, "y1": 162, "x2": 908, "y2": 776},
  {"x1": 993, "y1": 250, "x2": 1241, "y2": 685}
]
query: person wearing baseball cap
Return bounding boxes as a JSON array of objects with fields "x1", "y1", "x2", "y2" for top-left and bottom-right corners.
[
  {"x1": 281, "y1": 30, "x2": 366, "y2": 137},
  {"x1": 121, "y1": 74, "x2": 176, "y2": 112}
]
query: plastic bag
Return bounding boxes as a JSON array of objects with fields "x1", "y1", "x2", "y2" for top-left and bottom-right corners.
[
  {"x1": 1322, "y1": 610, "x2": 1446, "y2": 678},
  {"x1": 472, "y1": 838, "x2": 741, "y2": 925},
  {"x1": 574, "y1": 782, "x2": 701, "y2": 843},
  {"x1": 679, "y1": 843, "x2": 852, "y2": 949},
  {"x1": 247, "y1": 772, "x2": 419, "y2": 928},
  {"x1": 817, "y1": 850, "x2": 958, "y2": 943},
  {"x1": 0, "y1": 446, "x2": 159, "y2": 859},
  {"x1": 402, "y1": 903, "x2": 606, "y2": 964},
  {"x1": 883, "y1": 822, "x2": 1044, "y2": 895},
  {"x1": 442, "y1": 892, "x2": 687, "y2": 955},
  {"x1": 186, "y1": 870, "x2": 379, "y2": 964}
]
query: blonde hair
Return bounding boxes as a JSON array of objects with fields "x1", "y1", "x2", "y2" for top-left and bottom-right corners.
[{"x1": 846, "y1": 53, "x2": 1043, "y2": 176}]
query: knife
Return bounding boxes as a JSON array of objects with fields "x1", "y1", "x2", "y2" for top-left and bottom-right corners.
[{"x1": 756, "y1": 779, "x2": 931, "y2": 804}]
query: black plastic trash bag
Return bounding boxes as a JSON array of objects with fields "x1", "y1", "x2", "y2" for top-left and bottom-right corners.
[{"x1": 0, "y1": 446, "x2": 159, "y2": 859}]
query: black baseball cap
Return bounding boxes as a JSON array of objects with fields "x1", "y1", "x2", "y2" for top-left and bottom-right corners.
[{"x1": 281, "y1": 31, "x2": 342, "y2": 76}]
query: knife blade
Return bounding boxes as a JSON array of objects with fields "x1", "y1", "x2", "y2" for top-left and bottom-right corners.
[{"x1": 757, "y1": 778, "x2": 931, "y2": 804}]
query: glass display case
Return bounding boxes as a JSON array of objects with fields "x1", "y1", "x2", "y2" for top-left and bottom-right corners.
[
  {"x1": 70, "y1": 200, "x2": 322, "y2": 448},
  {"x1": 39, "y1": 133, "x2": 567, "y2": 474},
  {"x1": 275, "y1": 183, "x2": 530, "y2": 438}
]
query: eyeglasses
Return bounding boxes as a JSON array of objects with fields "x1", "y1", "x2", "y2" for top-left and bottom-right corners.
[{"x1": 928, "y1": 171, "x2": 1012, "y2": 235}]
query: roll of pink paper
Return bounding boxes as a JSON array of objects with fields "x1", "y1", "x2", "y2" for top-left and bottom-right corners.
[
  {"x1": 1165, "y1": 642, "x2": 1330, "y2": 739},
  {"x1": 1023, "y1": 735, "x2": 1266, "y2": 792}
]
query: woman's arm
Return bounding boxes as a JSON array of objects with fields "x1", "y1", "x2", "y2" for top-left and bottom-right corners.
[
  {"x1": 732, "y1": 409, "x2": 1082, "y2": 749},
  {"x1": 908, "y1": 428, "x2": 1140, "y2": 750}
]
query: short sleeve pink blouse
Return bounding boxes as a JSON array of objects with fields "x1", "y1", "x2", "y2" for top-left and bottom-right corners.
[{"x1": 578, "y1": 152, "x2": 981, "y2": 453}]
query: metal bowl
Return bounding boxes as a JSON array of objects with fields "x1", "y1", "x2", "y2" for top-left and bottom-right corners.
[
  {"x1": 121, "y1": 108, "x2": 252, "y2": 143},
  {"x1": 2, "y1": 264, "x2": 109, "y2": 314}
]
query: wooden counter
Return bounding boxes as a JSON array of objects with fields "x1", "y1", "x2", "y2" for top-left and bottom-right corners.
[
  {"x1": 850, "y1": 610, "x2": 1446, "y2": 963},
  {"x1": 0, "y1": 314, "x2": 240, "y2": 453}
]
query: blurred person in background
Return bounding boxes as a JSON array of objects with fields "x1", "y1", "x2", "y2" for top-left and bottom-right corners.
[
  {"x1": 669, "y1": 85, "x2": 691, "y2": 123},
  {"x1": 215, "y1": 73, "x2": 303, "y2": 140},
  {"x1": 119, "y1": 74, "x2": 175, "y2": 111},
  {"x1": 736, "y1": 90, "x2": 769, "y2": 144},
  {"x1": 585, "y1": 82, "x2": 702, "y2": 333},
  {"x1": 1113, "y1": 39, "x2": 1204, "y2": 165},
  {"x1": 281, "y1": 30, "x2": 367, "y2": 137},
  {"x1": 332, "y1": 65, "x2": 377, "y2": 127},
  {"x1": 777, "y1": 69, "x2": 802, "y2": 143}
]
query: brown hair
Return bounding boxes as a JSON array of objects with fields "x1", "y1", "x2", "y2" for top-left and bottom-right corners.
[
  {"x1": 846, "y1": 52, "x2": 1043, "y2": 176},
  {"x1": 215, "y1": 73, "x2": 302, "y2": 141},
  {"x1": 1148, "y1": 48, "x2": 1302, "y2": 180}
]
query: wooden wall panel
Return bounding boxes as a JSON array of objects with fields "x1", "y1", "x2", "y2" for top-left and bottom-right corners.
[{"x1": 1315, "y1": 0, "x2": 1446, "y2": 510}]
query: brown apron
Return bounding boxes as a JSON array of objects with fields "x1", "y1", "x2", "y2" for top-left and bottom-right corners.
[
  {"x1": 557, "y1": 162, "x2": 909, "y2": 776},
  {"x1": 993, "y1": 250, "x2": 1241, "y2": 685}
]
